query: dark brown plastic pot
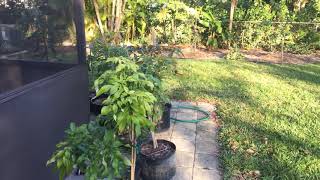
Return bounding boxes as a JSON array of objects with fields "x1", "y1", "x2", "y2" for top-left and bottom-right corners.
[
  {"x1": 156, "y1": 103, "x2": 172, "y2": 132},
  {"x1": 89, "y1": 91, "x2": 108, "y2": 115},
  {"x1": 65, "y1": 167, "x2": 141, "y2": 180},
  {"x1": 140, "y1": 139, "x2": 176, "y2": 180}
]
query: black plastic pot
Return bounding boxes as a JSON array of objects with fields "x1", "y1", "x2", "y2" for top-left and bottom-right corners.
[
  {"x1": 156, "y1": 103, "x2": 172, "y2": 132},
  {"x1": 66, "y1": 166, "x2": 141, "y2": 180},
  {"x1": 89, "y1": 91, "x2": 108, "y2": 115},
  {"x1": 65, "y1": 170, "x2": 84, "y2": 180},
  {"x1": 140, "y1": 139, "x2": 176, "y2": 180}
]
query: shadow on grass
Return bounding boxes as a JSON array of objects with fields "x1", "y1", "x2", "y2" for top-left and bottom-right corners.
[
  {"x1": 220, "y1": 113, "x2": 320, "y2": 178},
  {"x1": 169, "y1": 76, "x2": 259, "y2": 107},
  {"x1": 229, "y1": 116, "x2": 320, "y2": 156},
  {"x1": 248, "y1": 62, "x2": 320, "y2": 85}
]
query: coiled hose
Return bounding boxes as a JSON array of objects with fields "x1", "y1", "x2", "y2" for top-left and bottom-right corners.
[{"x1": 170, "y1": 105, "x2": 210, "y2": 123}]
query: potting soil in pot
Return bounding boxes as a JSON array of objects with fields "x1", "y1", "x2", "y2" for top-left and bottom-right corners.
[
  {"x1": 141, "y1": 141, "x2": 174, "y2": 160},
  {"x1": 140, "y1": 140, "x2": 176, "y2": 180}
]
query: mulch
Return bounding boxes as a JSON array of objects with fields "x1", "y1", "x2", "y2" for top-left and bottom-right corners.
[{"x1": 159, "y1": 45, "x2": 320, "y2": 64}]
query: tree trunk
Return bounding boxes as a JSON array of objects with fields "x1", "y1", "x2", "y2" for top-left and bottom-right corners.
[
  {"x1": 107, "y1": 1, "x2": 112, "y2": 30},
  {"x1": 114, "y1": 0, "x2": 122, "y2": 33},
  {"x1": 229, "y1": 0, "x2": 237, "y2": 33},
  {"x1": 294, "y1": 0, "x2": 308, "y2": 12},
  {"x1": 110, "y1": 0, "x2": 116, "y2": 31},
  {"x1": 104, "y1": 5, "x2": 108, "y2": 31},
  {"x1": 228, "y1": 0, "x2": 237, "y2": 48},
  {"x1": 151, "y1": 27, "x2": 157, "y2": 46},
  {"x1": 151, "y1": 132, "x2": 158, "y2": 149},
  {"x1": 132, "y1": 21, "x2": 135, "y2": 41},
  {"x1": 92, "y1": 0, "x2": 105, "y2": 36},
  {"x1": 130, "y1": 123, "x2": 136, "y2": 180}
]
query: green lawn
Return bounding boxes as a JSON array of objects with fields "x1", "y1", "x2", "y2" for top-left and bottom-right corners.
[{"x1": 164, "y1": 59, "x2": 320, "y2": 179}]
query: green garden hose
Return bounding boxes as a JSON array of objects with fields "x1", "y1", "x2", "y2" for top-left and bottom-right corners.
[{"x1": 170, "y1": 106, "x2": 210, "y2": 123}]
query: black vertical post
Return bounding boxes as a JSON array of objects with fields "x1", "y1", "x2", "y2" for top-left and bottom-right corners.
[{"x1": 73, "y1": 0, "x2": 86, "y2": 64}]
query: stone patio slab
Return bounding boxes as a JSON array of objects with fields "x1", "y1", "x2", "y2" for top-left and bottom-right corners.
[
  {"x1": 171, "y1": 138, "x2": 195, "y2": 153},
  {"x1": 171, "y1": 167, "x2": 193, "y2": 180},
  {"x1": 197, "y1": 121, "x2": 218, "y2": 133},
  {"x1": 193, "y1": 168, "x2": 221, "y2": 180},
  {"x1": 172, "y1": 127, "x2": 196, "y2": 141},
  {"x1": 196, "y1": 140, "x2": 219, "y2": 155},
  {"x1": 175, "y1": 108, "x2": 198, "y2": 120},
  {"x1": 196, "y1": 102, "x2": 217, "y2": 113},
  {"x1": 194, "y1": 153, "x2": 219, "y2": 170},
  {"x1": 174, "y1": 122, "x2": 197, "y2": 131},
  {"x1": 169, "y1": 101, "x2": 221, "y2": 179},
  {"x1": 176, "y1": 151, "x2": 194, "y2": 168},
  {"x1": 196, "y1": 129, "x2": 217, "y2": 142}
]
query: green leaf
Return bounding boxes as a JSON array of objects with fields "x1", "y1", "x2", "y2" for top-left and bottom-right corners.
[
  {"x1": 101, "y1": 106, "x2": 111, "y2": 115},
  {"x1": 110, "y1": 86, "x2": 118, "y2": 95},
  {"x1": 96, "y1": 85, "x2": 111, "y2": 97},
  {"x1": 123, "y1": 156, "x2": 131, "y2": 166},
  {"x1": 135, "y1": 124, "x2": 141, "y2": 137},
  {"x1": 199, "y1": 20, "x2": 209, "y2": 27},
  {"x1": 112, "y1": 104, "x2": 119, "y2": 113},
  {"x1": 70, "y1": 123, "x2": 76, "y2": 131}
]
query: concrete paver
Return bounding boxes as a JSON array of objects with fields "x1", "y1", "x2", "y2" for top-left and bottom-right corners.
[
  {"x1": 194, "y1": 153, "x2": 219, "y2": 170},
  {"x1": 172, "y1": 128, "x2": 196, "y2": 141},
  {"x1": 171, "y1": 138, "x2": 195, "y2": 153},
  {"x1": 196, "y1": 140, "x2": 219, "y2": 155},
  {"x1": 172, "y1": 167, "x2": 193, "y2": 180},
  {"x1": 155, "y1": 101, "x2": 221, "y2": 180},
  {"x1": 176, "y1": 151, "x2": 194, "y2": 167},
  {"x1": 193, "y1": 168, "x2": 221, "y2": 180}
]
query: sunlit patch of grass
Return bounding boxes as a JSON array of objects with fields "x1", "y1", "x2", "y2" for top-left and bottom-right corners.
[{"x1": 164, "y1": 59, "x2": 320, "y2": 179}]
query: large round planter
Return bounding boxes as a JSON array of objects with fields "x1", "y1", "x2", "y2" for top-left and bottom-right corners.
[
  {"x1": 156, "y1": 103, "x2": 172, "y2": 132},
  {"x1": 140, "y1": 139, "x2": 176, "y2": 180},
  {"x1": 65, "y1": 167, "x2": 140, "y2": 180}
]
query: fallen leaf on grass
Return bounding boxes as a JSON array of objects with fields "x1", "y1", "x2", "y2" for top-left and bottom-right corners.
[
  {"x1": 229, "y1": 141, "x2": 239, "y2": 152},
  {"x1": 248, "y1": 170, "x2": 261, "y2": 178},
  {"x1": 246, "y1": 148, "x2": 255, "y2": 155}
]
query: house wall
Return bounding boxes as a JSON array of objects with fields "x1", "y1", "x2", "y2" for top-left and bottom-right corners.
[{"x1": 0, "y1": 64, "x2": 89, "y2": 180}]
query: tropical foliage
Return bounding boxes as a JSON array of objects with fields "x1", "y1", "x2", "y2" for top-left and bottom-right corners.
[
  {"x1": 47, "y1": 121, "x2": 130, "y2": 180},
  {"x1": 94, "y1": 56, "x2": 157, "y2": 179},
  {"x1": 84, "y1": 0, "x2": 320, "y2": 53}
]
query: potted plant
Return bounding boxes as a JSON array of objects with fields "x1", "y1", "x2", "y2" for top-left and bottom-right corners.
[
  {"x1": 140, "y1": 139, "x2": 176, "y2": 180},
  {"x1": 150, "y1": 77, "x2": 172, "y2": 132},
  {"x1": 94, "y1": 57, "x2": 157, "y2": 180},
  {"x1": 137, "y1": 56, "x2": 174, "y2": 132},
  {"x1": 134, "y1": 56, "x2": 176, "y2": 180},
  {"x1": 88, "y1": 41, "x2": 130, "y2": 115},
  {"x1": 138, "y1": 80, "x2": 176, "y2": 180},
  {"x1": 47, "y1": 121, "x2": 131, "y2": 180}
]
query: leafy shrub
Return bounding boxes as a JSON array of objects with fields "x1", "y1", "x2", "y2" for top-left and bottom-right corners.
[
  {"x1": 88, "y1": 41, "x2": 130, "y2": 89},
  {"x1": 89, "y1": 40, "x2": 129, "y2": 60},
  {"x1": 226, "y1": 47, "x2": 245, "y2": 61},
  {"x1": 94, "y1": 57, "x2": 155, "y2": 133},
  {"x1": 47, "y1": 121, "x2": 130, "y2": 180},
  {"x1": 136, "y1": 56, "x2": 176, "y2": 122},
  {"x1": 94, "y1": 56, "x2": 157, "y2": 178},
  {"x1": 138, "y1": 56, "x2": 176, "y2": 79}
]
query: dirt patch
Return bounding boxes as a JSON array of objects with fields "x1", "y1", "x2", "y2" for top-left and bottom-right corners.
[
  {"x1": 241, "y1": 49, "x2": 320, "y2": 64},
  {"x1": 160, "y1": 45, "x2": 320, "y2": 64}
]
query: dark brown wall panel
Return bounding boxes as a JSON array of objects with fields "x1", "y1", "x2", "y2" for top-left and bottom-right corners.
[{"x1": 0, "y1": 64, "x2": 89, "y2": 180}]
